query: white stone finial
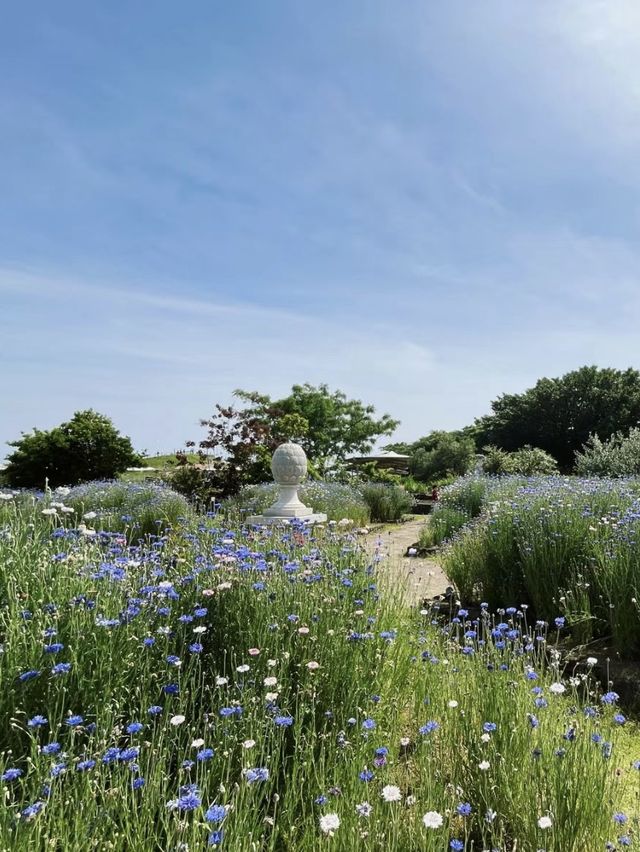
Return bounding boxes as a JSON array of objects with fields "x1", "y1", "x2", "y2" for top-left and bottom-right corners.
[
  {"x1": 246, "y1": 441, "x2": 327, "y2": 526},
  {"x1": 265, "y1": 442, "x2": 312, "y2": 517}
]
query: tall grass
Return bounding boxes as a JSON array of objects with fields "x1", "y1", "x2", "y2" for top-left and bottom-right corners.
[
  {"x1": 443, "y1": 476, "x2": 640, "y2": 654},
  {"x1": 0, "y1": 497, "x2": 637, "y2": 849}
]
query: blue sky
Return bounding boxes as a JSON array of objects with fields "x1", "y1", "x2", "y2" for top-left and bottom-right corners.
[{"x1": 2, "y1": 1, "x2": 640, "y2": 457}]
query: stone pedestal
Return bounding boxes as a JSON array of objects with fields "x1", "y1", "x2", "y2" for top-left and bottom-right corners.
[{"x1": 246, "y1": 442, "x2": 327, "y2": 526}]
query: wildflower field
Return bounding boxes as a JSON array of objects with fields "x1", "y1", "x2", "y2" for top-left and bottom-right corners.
[{"x1": 0, "y1": 486, "x2": 639, "y2": 851}]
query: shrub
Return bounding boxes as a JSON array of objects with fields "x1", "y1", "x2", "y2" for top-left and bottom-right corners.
[
  {"x1": 360, "y1": 483, "x2": 413, "y2": 522},
  {"x1": 3, "y1": 410, "x2": 142, "y2": 488},
  {"x1": 575, "y1": 427, "x2": 640, "y2": 476},
  {"x1": 481, "y1": 445, "x2": 558, "y2": 476}
]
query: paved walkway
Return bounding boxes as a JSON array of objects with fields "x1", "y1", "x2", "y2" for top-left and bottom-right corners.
[{"x1": 363, "y1": 517, "x2": 451, "y2": 605}]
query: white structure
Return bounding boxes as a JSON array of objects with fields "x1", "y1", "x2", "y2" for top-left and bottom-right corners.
[{"x1": 247, "y1": 442, "x2": 327, "y2": 525}]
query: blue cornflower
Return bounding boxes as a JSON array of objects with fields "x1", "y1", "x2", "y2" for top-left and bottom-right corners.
[
  {"x1": 168, "y1": 789, "x2": 201, "y2": 812},
  {"x1": 315, "y1": 795, "x2": 328, "y2": 805},
  {"x1": 41, "y1": 743, "x2": 60, "y2": 755},
  {"x1": 362, "y1": 719, "x2": 376, "y2": 731},
  {"x1": 205, "y1": 804, "x2": 227, "y2": 823},
  {"x1": 197, "y1": 748, "x2": 215, "y2": 762},
  {"x1": 359, "y1": 769, "x2": 375, "y2": 782},
  {"x1": 614, "y1": 813, "x2": 628, "y2": 825},
  {"x1": 102, "y1": 748, "x2": 121, "y2": 764},
  {"x1": 601, "y1": 691, "x2": 619, "y2": 705},
  {"x1": 51, "y1": 662, "x2": 71, "y2": 675},
  {"x1": 375, "y1": 747, "x2": 389, "y2": 756},
  {"x1": 483, "y1": 722, "x2": 497, "y2": 733},
  {"x1": 194, "y1": 608, "x2": 207, "y2": 617},
  {"x1": 456, "y1": 802, "x2": 472, "y2": 816},
  {"x1": 43, "y1": 643, "x2": 64, "y2": 653},
  {"x1": 274, "y1": 715, "x2": 294, "y2": 727},
  {"x1": 148, "y1": 705, "x2": 163, "y2": 716},
  {"x1": 528, "y1": 714, "x2": 539, "y2": 729},
  {"x1": 244, "y1": 767, "x2": 269, "y2": 783},
  {"x1": 419, "y1": 721, "x2": 439, "y2": 735},
  {"x1": 76, "y1": 759, "x2": 96, "y2": 772},
  {"x1": 163, "y1": 684, "x2": 180, "y2": 695},
  {"x1": 554, "y1": 617, "x2": 565, "y2": 628},
  {"x1": 189, "y1": 643, "x2": 203, "y2": 653},
  {"x1": 50, "y1": 763, "x2": 67, "y2": 778},
  {"x1": 132, "y1": 777, "x2": 145, "y2": 790},
  {"x1": 614, "y1": 713, "x2": 626, "y2": 725},
  {"x1": 21, "y1": 800, "x2": 45, "y2": 820},
  {"x1": 28, "y1": 715, "x2": 48, "y2": 728},
  {"x1": 208, "y1": 831, "x2": 224, "y2": 846},
  {"x1": 182, "y1": 760, "x2": 195, "y2": 769},
  {"x1": 18, "y1": 670, "x2": 41, "y2": 683},
  {"x1": 119, "y1": 747, "x2": 139, "y2": 763},
  {"x1": 143, "y1": 637, "x2": 155, "y2": 647},
  {"x1": 65, "y1": 715, "x2": 84, "y2": 727},
  {"x1": 619, "y1": 836, "x2": 632, "y2": 847},
  {"x1": 1, "y1": 767, "x2": 23, "y2": 782},
  {"x1": 127, "y1": 722, "x2": 144, "y2": 734},
  {"x1": 450, "y1": 841, "x2": 464, "y2": 851}
]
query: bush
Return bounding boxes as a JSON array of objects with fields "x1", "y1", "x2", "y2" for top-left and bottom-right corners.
[
  {"x1": 481, "y1": 445, "x2": 558, "y2": 476},
  {"x1": 575, "y1": 427, "x2": 640, "y2": 476},
  {"x1": 4, "y1": 410, "x2": 142, "y2": 488},
  {"x1": 359, "y1": 483, "x2": 413, "y2": 522}
]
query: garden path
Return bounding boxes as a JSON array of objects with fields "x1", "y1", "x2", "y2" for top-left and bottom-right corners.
[{"x1": 363, "y1": 517, "x2": 451, "y2": 605}]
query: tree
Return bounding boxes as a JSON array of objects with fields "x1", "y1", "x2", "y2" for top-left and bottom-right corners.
[
  {"x1": 4, "y1": 410, "x2": 142, "y2": 488},
  {"x1": 387, "y1": 430, "x2": 476, "y2": 484},
  {"x1": 475, "y1": 366, "x2": 640, "y2": 470},
  {"x1": 187, "y1": 384, "x2": 399, "y2": 496}
]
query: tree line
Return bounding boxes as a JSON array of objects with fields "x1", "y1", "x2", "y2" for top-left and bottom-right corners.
[{"x1": 3, "y1": 366, "x2": 640, "y2": 490}]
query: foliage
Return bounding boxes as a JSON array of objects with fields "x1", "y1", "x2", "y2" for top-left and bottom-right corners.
[
  {"x1": 224, "y1": 481, "x2": 371, "y2": 526},
  {"x1": 388, "y1": 431, "x2": 476, "y2": 484},
  {"x1": 0, "y1": 500, "x2": 635, "y2": 850},
  {"x1": 481, "y1": 445, "x2": 558, "y2": 475},
  {"x1": 476, "y1": 365, "x2": 640, "y2": 470},
  {"x1": 4, "y1": 410, "x2": 142, "y2": 489},
  {"x1": 442, "y1": 475, "x2": 640, "y2": 654},
  {"x1": 189, "y1": 385, "x2": 399, "y2": 496},
  {"x1": 575, "y1": 427, "x2": 640, "y2": 477},
  {"x1": 359, "y1": 483, "x2": 413, "y2": 523}
]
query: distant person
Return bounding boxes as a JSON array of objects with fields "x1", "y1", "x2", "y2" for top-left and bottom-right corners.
[{"x1": 431, "y1": 486, "x2": 439, "y2": 502}]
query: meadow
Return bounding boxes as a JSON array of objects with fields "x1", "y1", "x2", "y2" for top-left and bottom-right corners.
[{"x1": 0, "y1": 484, "x2": 638, "y2": 850}]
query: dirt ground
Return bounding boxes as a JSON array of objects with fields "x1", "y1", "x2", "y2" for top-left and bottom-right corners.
[{"x1": 362, "y1": 516, "x2": 451, "y2": 605}]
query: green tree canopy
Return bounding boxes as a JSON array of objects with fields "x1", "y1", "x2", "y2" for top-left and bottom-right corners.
[
  {"x1": 188, "y1": 384, "x2": 399, "y2": 495},
  {"x1": 4, "y1": 410, "x2": 142, "y2": 488},
  {"x1": 475, "y1": 366, "x2": 640, "y2": 470},
  {"x1": 387, "y1": 429, "x2": 476, "y2": 483}
]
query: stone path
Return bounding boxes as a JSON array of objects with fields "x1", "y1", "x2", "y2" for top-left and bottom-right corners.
[{"x1": 363, "y1": 517, "x2": 451, "y2": 605}]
